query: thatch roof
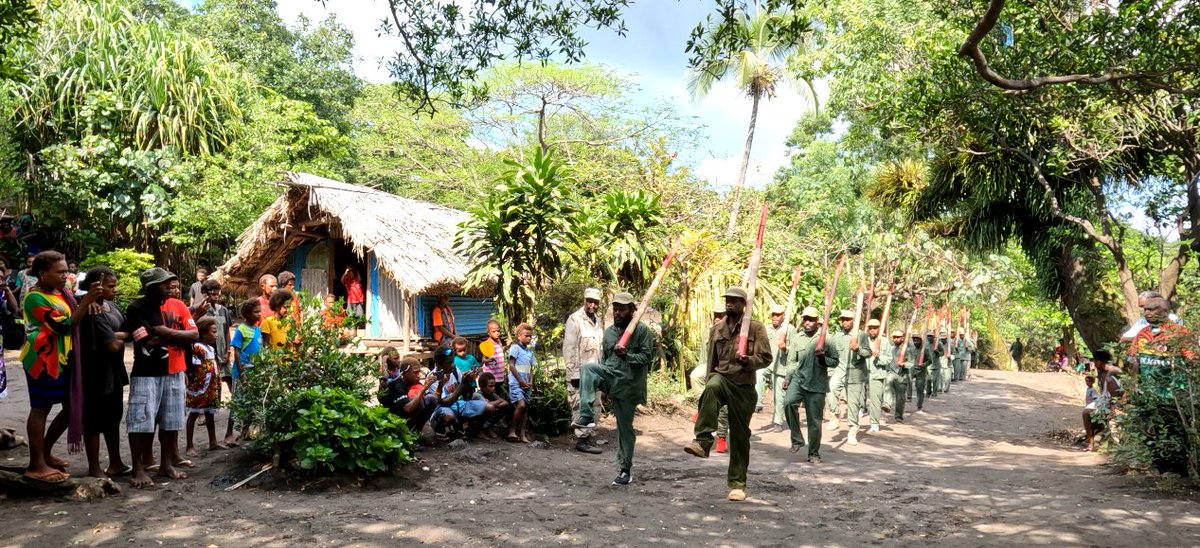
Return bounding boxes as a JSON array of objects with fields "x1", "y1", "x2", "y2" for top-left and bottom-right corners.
[{"x1": 214, "y1": 172, "x2": 476, "y2": 296}]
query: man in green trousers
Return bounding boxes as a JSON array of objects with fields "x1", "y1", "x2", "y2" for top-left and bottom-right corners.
[
  {"x1": 575, "y1": 291, "x2": 657, "y2": 486},
  {"x1": 913, "y1": 333, "x2": 934, "y2": 412},
  {"x1": 684, "y1": 287, "x2": 773, "y2": 502},
  {"x1": 689, "y1": 301, "x2": 729, "y2": 452},
  {"x1": 936, "y1": 329, "x2": 952, "y2": 395},
  {"x1": 865, "y1": 319, "x2": 889, "y2": 432},
  {"x1": 782, "y1": 306, "x2": 834, "y2": 462},
  {"x1": 825, "y1": 310, "x2": 873, "y2": 445},
  {"x1": 886, "y1": 330, "x2": 913, "y2": 422},
  {"x1": 761, "y1": 305, "x2": 795, "y2": 433}
]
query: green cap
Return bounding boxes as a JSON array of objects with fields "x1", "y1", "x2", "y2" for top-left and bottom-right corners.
[
  {"x1": 612, "y1": 292, "x2": 636, "y2": 305},
  {"x1": 724, "y1": 287, "x2": 748, "y2": 301},
  {"x1": 139, "y1": 267, "x2": 177, "y2": 293}
]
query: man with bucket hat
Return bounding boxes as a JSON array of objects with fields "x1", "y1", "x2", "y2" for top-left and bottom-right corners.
[
  {"x1": 781, "y1": 306, "x2": 834, "y2": 462},
  {"x1": 122, "y1": 267, "x2": 197, "y2": 488},
  {"x1": 574, "y1": 291, "x2": 657, "y2": 486},
  {"x1": 564, "y1": 287, "x2": 605, "y2": 454},
  {"x1": 684, "y1": 287, "x2": 773, "y2": 502}
]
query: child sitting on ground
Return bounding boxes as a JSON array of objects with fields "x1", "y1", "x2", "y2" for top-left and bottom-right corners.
[
  {"x1": 428, "y1": 346, "x2": 477, "y2": 440},
  {"x1": 380, "y1": 357, "x2": 439, "y2": 432},
  {"x1": 186, "y1": 317, "x2": 226, "y2": 456},
  {"x1": 506, "y1": 323, "x2": 536, "y2": 443},
  {"x1": 464, "y1": 371, "x2": 510, "y2": 439}
]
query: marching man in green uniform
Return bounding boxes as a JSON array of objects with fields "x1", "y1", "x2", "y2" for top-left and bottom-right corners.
[
  {"x1": 826, "y1": 309, "x2": 873, "y2": 445},
  {"x1": 936, "y1": 329, "x2": 952, "y2": 395},
  {"x1": 865, "y1": 319, "x2": 889, "y2": 432},
  {"x1": 684, "y1": 287, "x2": 774, "y2": 502},
  {"x1": 689, "y1": 301, "x2": 730, "y2": 452},
  {"x1": 886, "y1": 330, "x2": 914, "y2": 422},
  {"x1": 781, "y1": 306, "x2": 834, "y2": 462},
  {"x1": 952, "y1": 330, "x2": 973, "y2": 382},
  {"x1": 914, "y1": 333, "x2": 934, "y2": 412},
  {"x1": 760, "y1": 305, "x2": 795, "y2": 433},
  {"x1": 575, "y1": 292, "x2": 657, "y2": 486}
]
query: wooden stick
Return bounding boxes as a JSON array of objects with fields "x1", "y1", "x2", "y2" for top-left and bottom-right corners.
[
  {"x1": 897, "y1": 293, "x2": 924, "y2": 363},
  {"x1": 225, "y1": 464, "x2": 273, "y2": 492},
  {"x1": 618, "y1": 237, "x2": 682, "y2": 348},
  {"x1": 737, "y1": 201, "x2": 769, "y2": 357},
  {"x1": 873, "y1": 285, "x2": 894, "y2": 353},
  {"x1": 779, "y1": 264, "x2": 803, "y2": 347},
  {"x1": 817, "y1": 253, "x2": 848, "y2": 351}
]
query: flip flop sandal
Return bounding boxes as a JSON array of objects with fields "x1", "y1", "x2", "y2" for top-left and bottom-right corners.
[
  {"x1": 25, "y1": 469, "x2": 70, "y2": 483},
  {"x1": 174, "y1": 460, "x2": 195, "y2": 468},
  {"x1": 107, "y1": 465, "x2": 135, "y2": 477}
]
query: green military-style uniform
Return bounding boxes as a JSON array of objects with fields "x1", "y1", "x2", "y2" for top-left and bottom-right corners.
[
  {"x1": 913, "y1": 336, "x2": 935, "y2": 410},
  {"x1": 766, "y1": 321, "x2": 797, "y2": 425},
  {"x1": 578, "y1": 321, "x2": 657, "y2": 473},
  {"x1": 886, "y1": 337, "x2": 915, "y2": 421},
  {"x1": 692, "y1": 311, "x2": 773, "y2": 489},
  {"x1": 936, "y1": 335, "x2": 952, "y2": 394},
  {"x1": 692, "y1": 326, "x2": 729, "y2": 438},
  {"x1": 952, "y1": 335, "x2": 972, "y2": 381},
  {"x1": 866, "y1": 333, "x2": 890, "y2": 426},
  {"x1": 783, "y1": 328, "x2": 834, "y2": 458},
  {"x1": 825, "y1": 327, "x2": 873, "y2": 427}
]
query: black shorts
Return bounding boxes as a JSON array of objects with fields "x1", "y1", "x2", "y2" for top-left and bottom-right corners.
[{"x1": 83, "y1": 389, "x2": 124, "y2": 436}]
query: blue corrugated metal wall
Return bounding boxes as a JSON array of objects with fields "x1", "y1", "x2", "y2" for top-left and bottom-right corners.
[{"x1": 416, "y1": 295, "x2": 496, "y2": 337}]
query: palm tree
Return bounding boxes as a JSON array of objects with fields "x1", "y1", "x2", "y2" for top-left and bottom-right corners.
[{"x1": 688, "y1": 4, "x2": 813, "y2": 238}]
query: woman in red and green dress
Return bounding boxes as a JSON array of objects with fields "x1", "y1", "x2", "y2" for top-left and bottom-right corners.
[{"x1": 19, "y1": 251, "x2": 101, "y2": 483}]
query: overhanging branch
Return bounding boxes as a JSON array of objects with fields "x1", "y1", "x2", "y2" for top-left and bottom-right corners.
[{"x1": 958, "y1": 0, "x2": 1198, "y2": 94}]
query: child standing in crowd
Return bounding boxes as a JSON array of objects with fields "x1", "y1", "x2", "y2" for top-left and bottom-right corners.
[
  {"x1": 453, "y1": 336, "x2": 481, "y2": 374},
  {"x1": 20, "y1": 251, "x2": 102, "y2": 482},
  {"x1": 186, "y1": 317, "x2": 225, "y2": 457},
  {"x1": 192, "y1": 279, "x2": 234, "y2": 410},
  {"x1": 228, "y1": 299, "x2": 263, "y2": 445},
  {"x1": 481, "y1": 319, "x2": 507, "y2": 385},
  {"x1": 506, "y1": 323, "x2": 536, "y2": 443},
  {"x1": 78, "y1": 267, "x2": 130, "y2": 479},
  {"x1": 1084, "y1": 376, "x2": 1097, "y2": 406},
  {"x1": 260, "y1": 289, "x2": 294, "y2": 349},
  {"x1": 341, "y1": 267, "x2": 364, "y2": 320}
]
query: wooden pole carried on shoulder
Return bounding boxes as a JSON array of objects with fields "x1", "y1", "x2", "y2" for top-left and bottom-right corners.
[
  {"x1": 737, "y1": 201, "x2": 770, "y2": 357},
  {"x1": 617, "y1": 236, "x2": 682, "y2": 349}
]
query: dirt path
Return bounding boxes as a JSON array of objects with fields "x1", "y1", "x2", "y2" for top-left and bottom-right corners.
[{"x1": 2, "y1": 353, "x2": 1200, "y2": 546}]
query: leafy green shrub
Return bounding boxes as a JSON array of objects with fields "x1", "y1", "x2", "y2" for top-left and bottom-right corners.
[
  {"x1": 528, "y1": 358, "x2": 572, "y2": 437},
  {"x1": 281, "y1": 387, "x2": 417, "y2": 474},
  {"x1": 80, "y1": 248, "x2": 154, "y2": 309},
  {"x1": 231, "y1": 293, "x2": 418, "y2": 475}
]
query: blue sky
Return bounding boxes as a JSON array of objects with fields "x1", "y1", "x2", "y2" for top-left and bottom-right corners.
[{"x1": 251, "y1": 0, "x2": 818, "y2": 191}]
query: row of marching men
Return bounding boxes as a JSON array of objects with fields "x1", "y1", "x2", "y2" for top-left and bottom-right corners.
[{"x1": 691, "y1": 299, "x2": 977, "y2": 463}]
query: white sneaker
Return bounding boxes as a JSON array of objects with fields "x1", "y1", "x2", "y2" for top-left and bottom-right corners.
[
  {"x1": 825, "y1": 418, "x2": 839, "y2": 431},
  {"x1": 869, "y1": 424, "x2": 880, "y2": 433},
  {"x1": 848, "y1": 429, "x2": 859, "y2": 445}
]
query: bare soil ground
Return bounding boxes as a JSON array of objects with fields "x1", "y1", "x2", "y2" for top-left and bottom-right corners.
[{"x1": 3, "y1": 350, "x2": 1200, "y2": 547}]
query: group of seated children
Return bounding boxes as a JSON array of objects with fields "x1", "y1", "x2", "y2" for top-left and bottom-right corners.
[{"x1": 378, "y1": 321, "x2": 538, "y2": 443}]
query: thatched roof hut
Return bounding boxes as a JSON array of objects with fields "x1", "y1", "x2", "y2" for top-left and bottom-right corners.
[
  {"x1": 216, "y1": 172, "x2": 472, "y2": 295},
  {"x1": 214, "y1": 172, "x2": 494, "y2": 349}
]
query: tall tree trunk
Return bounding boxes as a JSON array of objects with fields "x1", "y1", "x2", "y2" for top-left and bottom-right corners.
[
  {"x1": 1055, "y1": 238, "x2": 1125, "y2": 352},
  {"x1": 725, "y1": 91, "x2": 761, "y2": 238}
]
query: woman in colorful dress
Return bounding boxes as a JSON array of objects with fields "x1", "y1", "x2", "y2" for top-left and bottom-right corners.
[
  {"x1": 19, "y1": 250, "x2": 101, "y2": 482},
  {"x1": 185, "y1": 316, "x2": 225, "y2": 457}
]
